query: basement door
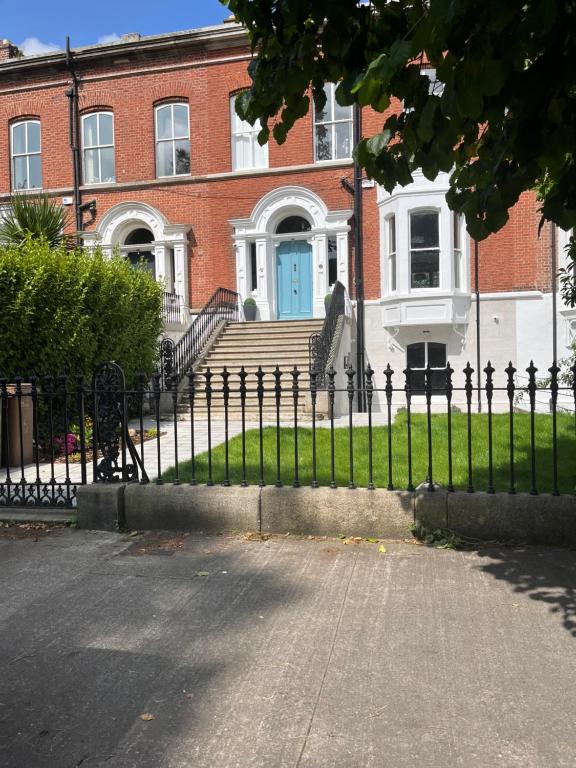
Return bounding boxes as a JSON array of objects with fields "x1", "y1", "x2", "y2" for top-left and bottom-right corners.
[{"x1": 276, "y1": 241, "x2": 313, "y2": 320}]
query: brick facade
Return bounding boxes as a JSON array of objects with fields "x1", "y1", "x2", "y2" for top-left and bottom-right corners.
[{"x1": 0, "y1": 23, "x2": 554, "y2": 310}]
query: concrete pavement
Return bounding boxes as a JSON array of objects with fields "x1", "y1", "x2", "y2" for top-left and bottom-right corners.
[{"x1": 1, "y1": 528, "x2": 576, "y2": 767}]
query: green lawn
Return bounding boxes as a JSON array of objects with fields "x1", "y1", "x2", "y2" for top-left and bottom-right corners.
[{"x1": 162, "y1": 412, "x2": 576, "y2": 494}]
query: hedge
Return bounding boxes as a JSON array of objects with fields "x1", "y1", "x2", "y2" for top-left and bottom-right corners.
[{"x1": 0, "y1": 239, "x2": 164, "y2": 381}]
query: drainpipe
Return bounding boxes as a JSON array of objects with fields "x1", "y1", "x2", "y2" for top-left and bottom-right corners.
[
  {"x1": 353, "y1": 103, "x2": 366, "y2": 411},
  {"x1": 65, "y1": 36, "x2": 83, "y2": 236},
  {"x1": 551, "y1": 222, "x2": 558, "y2": 365},
  {"x1": 474, "y1": 239, "x2": 482, "y2": 413}
]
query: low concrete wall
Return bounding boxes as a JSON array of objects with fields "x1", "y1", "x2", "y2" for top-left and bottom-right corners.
[
  {"x1": 415, "y1": 491, "x2": 576, "y2": 547},
  {"x1": 124, "y1": 483, "x2": 260, "y2": 533},
  {"x1": 76, "y1": 482, "x2": 576, "y2": 546},
  {"x1": 260, "y1": 487, "x2": 413, "y2": 538}
]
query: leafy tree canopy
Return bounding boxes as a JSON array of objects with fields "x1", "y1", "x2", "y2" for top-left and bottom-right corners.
[{"x1": 223, "y1": 0, "x2": 576, "y2": 246}]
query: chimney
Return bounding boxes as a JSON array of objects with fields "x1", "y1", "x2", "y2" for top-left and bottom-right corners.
[{"x1": 0, "y1": 39, "x2": 21, "y2": 61}]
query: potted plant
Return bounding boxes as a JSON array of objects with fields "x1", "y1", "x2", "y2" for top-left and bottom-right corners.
[
  {"x1": 324, "y1": 292, "x2": 332, "y2": 312},
  {"x1": 244, "y1": 296, "x2": 257, "y2": 321}
]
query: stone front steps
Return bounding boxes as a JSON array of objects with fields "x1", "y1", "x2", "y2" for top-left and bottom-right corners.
[{"x1": 190, "y1": 319, "x2": 324, "y2": 418}]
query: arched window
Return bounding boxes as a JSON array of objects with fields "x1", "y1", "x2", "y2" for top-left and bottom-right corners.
[
  {"x1": 124, "y1": 228, "x2": 154, "y2": 246},
  {"x1": 11, "y1": 119, "x2": 42, "y2": 190},
  {"x1": 82, "y1": 111, "x2": 115, "y2": 184},
  {"x1": 155, "y1": 102, "x2": 190, "y2": 177},
  {"x1": 407, "y1": 342, "x2": 446, "y2": 394},
  {"x1": 275, "y1": 215, "x2": 311, "y2": 234}
]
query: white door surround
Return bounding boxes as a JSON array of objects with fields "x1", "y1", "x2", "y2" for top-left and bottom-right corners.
[
  {"x1": 230, "y1": 186, "x2": 352, "y2": 320},
  {"x1": 82, "y1": 201, "x2": 190, "y2": 313}
]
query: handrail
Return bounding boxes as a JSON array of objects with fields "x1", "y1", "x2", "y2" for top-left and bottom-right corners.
[
  {"x1": 162, "y1": 291, "x2": 183, "y2": 324},
  {"x1": 309, "y1": 281, "x2": 346, "y2": 386},
  {"x1": 172, "y1": 287, "x2": 239, "y2": 382}
]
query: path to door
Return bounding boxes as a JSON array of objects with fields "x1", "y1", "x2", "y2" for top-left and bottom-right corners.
[{"x1": 1, "y1": 528, "x2": 575, "y2": 767}]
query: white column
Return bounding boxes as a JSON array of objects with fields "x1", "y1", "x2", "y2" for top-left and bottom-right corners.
[
  {"x1": 257, "y1": 237, "x2": 271, "y2": 320},
  {"x1": 312, "y1": 234, "x2": 327, "y2": 318},
  {"x1": 173, "y1": 242, "x2": 187, "y2": 316},
  {"x1": 235, "y1": 240, "x2": 248, "y2": 300},
  {"x1": 336, "y1": 231, "x2": 349, "y2": 291},
  {"x1": 154, "y1": 244, "x2": 166, "y2": 287}
]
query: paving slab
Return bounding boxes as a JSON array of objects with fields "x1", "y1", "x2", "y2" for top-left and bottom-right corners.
[{"x1": 0, "y1": 529, "x2": 575, "y2": 767}]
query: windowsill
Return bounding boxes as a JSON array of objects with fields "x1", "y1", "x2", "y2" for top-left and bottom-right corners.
[
  {"x1": 156, "y1": 173, "x2": 192, "y2": 180},
  {"x1": 83, "y1": 180, "x2": 116, "y2": 187},
  {"x1": 314, "y1": 157, "x2": 353, "y2": 166}
]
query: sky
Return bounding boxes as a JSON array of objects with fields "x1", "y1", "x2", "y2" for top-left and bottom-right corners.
[{"x1": 0, "y1": 0, "x2": 231, "y2": 55}]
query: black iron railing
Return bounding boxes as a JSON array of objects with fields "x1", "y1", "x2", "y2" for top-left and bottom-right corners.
[
  {"x1": 1, "y1": 358, "x2": 575, "y2": 507},
  {"x1": 172, "y1": 287, "x2": 239, "y2": 383},
  {"x1": 309, "y1": 281, "x2": 346, "y2": 386},
  {"x1": 162, "y1": 291, "x2": 183, "y2": 324}
]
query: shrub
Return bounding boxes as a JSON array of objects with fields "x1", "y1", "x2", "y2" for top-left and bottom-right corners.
[
  {"x1": 0, "y1": 238, "x2": 163, "y2": 381},
  {"x1": 0, "y1": 193, "x2": 70, "y2": 248}
]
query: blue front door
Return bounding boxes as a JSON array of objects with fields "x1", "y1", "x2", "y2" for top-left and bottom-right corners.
[{"x1": 276, "y1": 241, "x2": 313, "y2": 320}]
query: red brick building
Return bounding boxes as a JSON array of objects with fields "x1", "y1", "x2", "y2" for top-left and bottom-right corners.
[{"x1": 0, "y1": 21, "x2": 572, "y2": 400}]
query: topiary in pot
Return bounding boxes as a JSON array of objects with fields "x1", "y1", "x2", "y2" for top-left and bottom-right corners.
[{"x1": 244, "y1": 296, "x2": 257, "y2": 321}]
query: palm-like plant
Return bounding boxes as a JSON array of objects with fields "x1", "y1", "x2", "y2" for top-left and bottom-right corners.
[{"x1": 0, "y1": 193, "x2": 70, "y2": 247}]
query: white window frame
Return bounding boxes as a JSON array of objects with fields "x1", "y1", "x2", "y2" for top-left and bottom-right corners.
[
  {"x1": 230, "y1": 96, "x2": 268, "y2": 171},
  {"x1": 453, "y1": 212, "x2": 464, "y2": 291},
  {"x1": 10, "y1": 119, "x2": 42, "y2": 191},
  {"x1": 81, "y1": 111, "x2": 115, "y2": 185},
  {"x1": 409, "y1": 207, "x2": 441, "y2": 290},
  {"x1": 314, "y1": 83, "x2": 353, "y2": 163},
  {"x1": 155, "y1": 102, "x2": 190, "y2": 178},
  {"x1": 386, "y1": 214, "x2": 397, "y2": 293}
]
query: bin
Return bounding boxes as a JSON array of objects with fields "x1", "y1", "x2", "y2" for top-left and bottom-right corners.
[{"x1": 4, "y1": 384, "x2": 34, "y2": 468}]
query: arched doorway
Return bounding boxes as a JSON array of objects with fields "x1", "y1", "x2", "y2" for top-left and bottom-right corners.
[
  {"x1": 275, "y1": 216, "x2": 313, "y2": 320},
  {"x1": 230, "y1": 186, "x2": 353, "y2": 321},
  {"x1": 123, "y1": 227, "x2": 156, "y2": 274}
]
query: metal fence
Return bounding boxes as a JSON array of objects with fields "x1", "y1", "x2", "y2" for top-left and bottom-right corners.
[{"x1": 0, "y1": 359, "x2": 575, "y2": 509}]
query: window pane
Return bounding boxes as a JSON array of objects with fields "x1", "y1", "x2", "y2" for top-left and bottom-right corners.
[
  {"x1": 13, "y1": 155, "x2": 28, "y2": 188},
  {"x1": 411, "y1": 371, "x2": 426, "y2": 394},
  {"x1": 315, "y1": 124, "x2": 332, "y2": 160},
  {"x1": 389, "y1": 253, "x2": 396, "y2": 292},
  {"x1": 173, "y1": 104, "x2": 188, "y2": 138},
  {"x1": 388, "y1": 216, "x2": 396, "y2": 254},
  {"x1": 233, "y1": 133, "x2": 251, "y2": 170},
  {"x1": 175, "y1": 139, "x2": 190, "y2": 174},
  {"x1": 334, "y1": 95, "x2": 351, "y2": 122},
  {"x1": 431, "y1": 369, "x2": 446, "y2": 392},
  {"x1": 407, "y1": 342, "x2": 425, "y2": 369},
  {"x1": 100, "y1": 147, "x2": 115, "y2": 182},
  {"x1": 253, "y1": 134, "x2": 268, "y2": 168},
  {"x1": 428, "y1": 343, "x2": 446, "y2": 368},
  {"x1": 315, "y1": 84, "x2": 333, "y2": 122},
  {"x1": 453, "y1": 213, "x2": 461, "y2": 250},
  {"x1": 27, "y1": 121, "x2": 40, "y2": 153},
  {"x1": 84, "y1": 149, "x2": 99, "y2": 184},
  {"x1": 12, "y1": 123, "x2": 26, "y2": 154},
  {"x1": 335, "y1": 121, "x2": 352, "y2": 159},
  {"x1": 28, "y1": 154, "x2": 42, "y2": 188},
  {"x1": 411, "y1": 250, "x2": 439, "y2": 288},
  {"x1": 156, "y1": 105, "x2": 173, "y2": 140},
  {"x1": 249, "y1": 242, "x2": 257, "y2": 291},
  {"x1": 157, "y1": 141, "x2": 173, "y2": 176},
  {"x1": 99, "y1": 113, "x2": 113, "y2": 146},
  {"x1": 454, "y1": 250, "x2": 461, "y2": 289},
  {"x1": 83, "y1": 115, "x2": 98, "y2": 147},
  {"x1": 328, "y1": 236, "x2": 338, "y2": 285},
  {"x1": 411, "y1": 211, "x2": 439, "y2": 249}
]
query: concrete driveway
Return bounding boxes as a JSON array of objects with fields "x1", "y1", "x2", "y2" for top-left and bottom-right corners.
[{"x1": 0, "y1": 526, "x2": 575, "y2": 767}]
